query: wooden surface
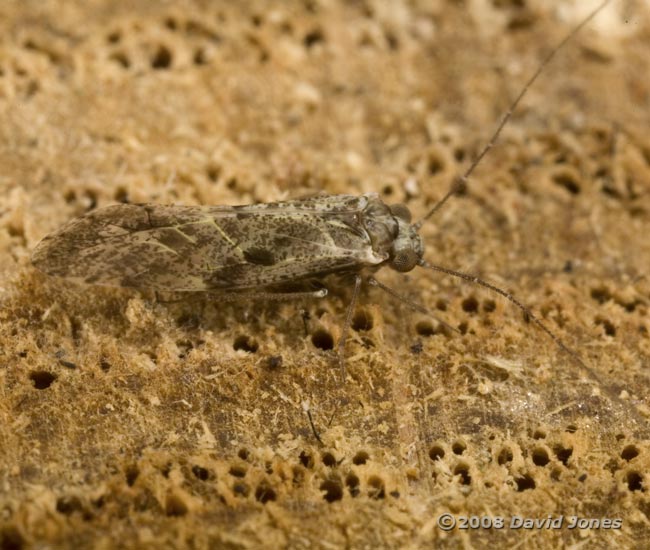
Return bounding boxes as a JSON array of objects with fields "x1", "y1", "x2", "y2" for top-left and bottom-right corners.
[{"x1": 1, "y1": 1, "x2": 649, "y2": 548}]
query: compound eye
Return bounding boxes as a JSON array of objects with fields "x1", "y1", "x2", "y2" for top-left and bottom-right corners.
[
  {"x1": 389, "y1": 203, "x2": 412, "y2": 223},
  {"x1": 391, "y1": 248, "x2": 419, "y2": 272}
]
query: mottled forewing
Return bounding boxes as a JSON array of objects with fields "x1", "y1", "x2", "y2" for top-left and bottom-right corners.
[{"x1": 31, "y1": 196, "x2": 386, "y2": 291}]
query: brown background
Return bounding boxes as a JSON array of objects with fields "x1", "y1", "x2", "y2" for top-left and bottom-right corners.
[{"x1": 1, "y1": 0, "x2": 649, "y2": 548}]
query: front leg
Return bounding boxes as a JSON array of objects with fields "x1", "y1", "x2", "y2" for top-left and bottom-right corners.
[
  {"x1": 217, "y1": 288, "x2": 328, "y2": 302},
  {"x1": 336, "y1": 274, "x2": 363, "y2": 379}
]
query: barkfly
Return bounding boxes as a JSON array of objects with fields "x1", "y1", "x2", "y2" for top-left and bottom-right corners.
[{"x1": 32, "y1": 1, "x2": 612, "y2": 380}]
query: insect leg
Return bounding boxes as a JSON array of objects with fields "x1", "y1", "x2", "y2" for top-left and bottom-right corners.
[
  {"x1": 300, "y1": 309, "x2": 310, "y2": 337},
  {"x1": 306, "y1": 408, "x2": 324, "y2": 445},
  {"x1": 367, "y1": 276, "x2": 459, "y2": 335},
  {"x1": 304, "y1": 401, "x2": 339, "y2": 445},
  {"x1": 336, "y1": 274, "x2": 363, "y2": 378},
  {"x1": 154, "y1": 289, "x2": 327, "y2": 304},
  {"x1": 217, "y1": 288, "x2": 328, "y2": 302}
]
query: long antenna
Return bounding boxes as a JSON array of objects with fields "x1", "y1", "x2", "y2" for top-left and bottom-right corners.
[
  {"x1": 418, "y1": 260, "x2": 587, "y2": 369},
  {"x1": 416, "y1": 260, "x2": 650, "y2": 424},
  {"x1": 414, "y1": 0, "x2": 612, "y2": 231}
]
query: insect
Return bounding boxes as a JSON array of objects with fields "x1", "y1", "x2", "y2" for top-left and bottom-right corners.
[{"x1": 31, "y1": 1, "x2": 612, "y2": 380}]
